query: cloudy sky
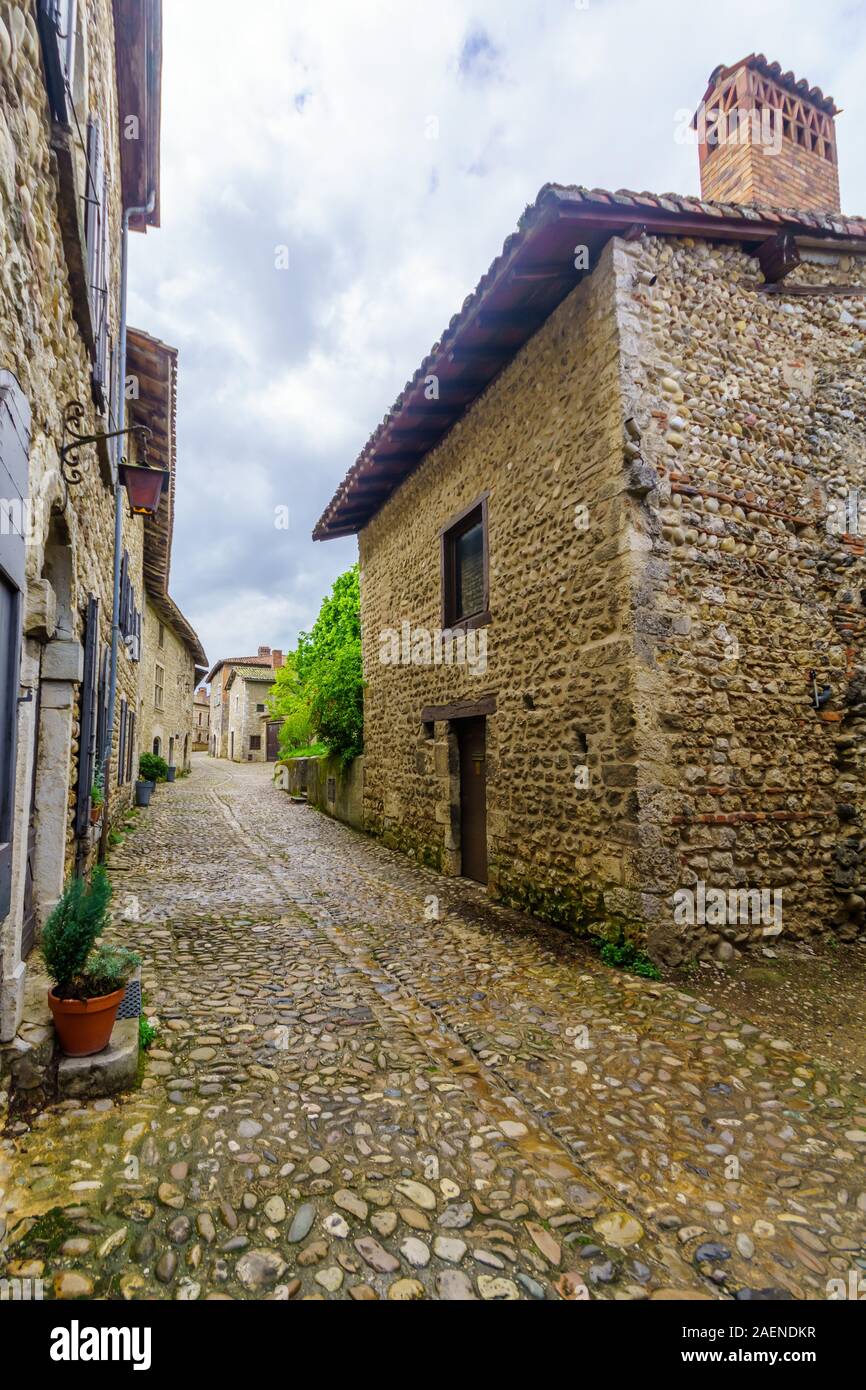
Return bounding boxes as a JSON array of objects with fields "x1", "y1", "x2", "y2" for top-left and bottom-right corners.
[{"x1": 127, "y1": 0, "x2": 866, "y2": 670}]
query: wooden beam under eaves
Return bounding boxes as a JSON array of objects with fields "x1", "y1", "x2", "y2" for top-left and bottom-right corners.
[
  {"x1": 508, "y1": 262, "x2": 577, "y2": 284},
  {"x1": 757, "y1": 231, "x2": 801, "y2": 283},
  {"x1": 447, "y1": 344, "x2": 512, "y2": 364}
]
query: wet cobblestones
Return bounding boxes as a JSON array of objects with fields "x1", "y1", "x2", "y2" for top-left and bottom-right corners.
[{"x1": 1, "y1": 757, "x2": 865, "y2": 1301}]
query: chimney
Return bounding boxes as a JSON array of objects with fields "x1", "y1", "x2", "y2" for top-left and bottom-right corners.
[
  {"x1": 258, "y1": 646, "x2": 271, "y2": 658},
  {"x1": 693, "y1": 55, "x2": 840, "y2": 214},
  {"x1": 272, "y1": 649, "x2": 284, "y2": 670}
]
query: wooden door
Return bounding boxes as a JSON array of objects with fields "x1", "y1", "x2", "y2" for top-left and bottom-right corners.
[
  {"x1": 266, "y1": 721, "x2": 281, "y2": 761},
  {"x1": 457, "y1": 717, "x2": 488, "y2": 884}
]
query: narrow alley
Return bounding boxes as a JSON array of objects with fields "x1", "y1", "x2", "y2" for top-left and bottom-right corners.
[{"x1": 2, "y1": 759, "x2": 864, "y2": 1301}]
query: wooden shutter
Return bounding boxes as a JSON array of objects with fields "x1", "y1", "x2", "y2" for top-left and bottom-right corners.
[
  {"x1": 93, "y1": 158, "x2": 110, "y2": 402},
  {"x1": 126, "y1": 711, "x2": 136, "y2": 784},
  {"x1": 118, "y1": 699, "x2": 128, "y2": 786},
  {"x1": 75, "y1": 595, "x2": 99, "y2": 842},
  {"x1": 118, "y1": 550, "x2": 128, "y2": 636},
  {"x1": 36, "y1": 0, "x2": 77, "y2": 124},
  {"x1": 84, "y1": 115, "x2": 109, "y2": 405},
  {"x1": 95, "y1": 645, "x2": 109, "y2": 775},
  {"x1": 0, "y1": 374, "x2": 29, "y2": 918}
]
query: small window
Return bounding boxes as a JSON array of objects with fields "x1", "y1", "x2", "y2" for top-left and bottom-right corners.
[
  {"x1": 256, "y1": 703, "x2": 265, "y2": 713},
  {"x1": 154, "y1": 663, "x2": 164, "y2": 710},
  {"x1": 158, "y1": 622, "x2": 165, "y2": 648},
  {"x1": 249, "y1": 736, "x2": 262, "y2": 752},
  {"x1": 442, "y1": 497, "x2": 488, "y2": 627}
]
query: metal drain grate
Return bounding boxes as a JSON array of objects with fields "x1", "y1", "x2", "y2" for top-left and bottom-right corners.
[{"x1": 117, "y1": 977, "x2": 142, "y2": 1020}]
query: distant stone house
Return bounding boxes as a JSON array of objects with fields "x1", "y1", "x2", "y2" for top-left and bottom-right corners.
[
  {"x1": 315, "y1": 56, "x2": 866, "y2": 964},
  {"x1": 225, "y1": 666, "x2": 275, "y2": 762},
  {"x1": 0, "y1": 1, "x2": 169, "y2": 1040},
  {"x1": 205, "y1": 647, "x2": 283, "y2": 759},
  {"x1": 193, "y1": 686, "x2": 210, "y2": 751}
]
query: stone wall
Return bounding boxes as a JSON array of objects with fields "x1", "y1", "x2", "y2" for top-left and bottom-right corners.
[
  {"x1": 359, "y1": 238, "x2": 638, "y2": 929},
  {"x1": 0, "y1": 0, "x2": 141, "y2": 1036},
  {"x1": 140, "y1": 596, "x2": 196, "y2": 771},
  {"x1": 617, "y1": 233, "x2": 866, "y2": 962},
  {"x1": 277, "y1": 754, "x2": 365, "y2": 831}
]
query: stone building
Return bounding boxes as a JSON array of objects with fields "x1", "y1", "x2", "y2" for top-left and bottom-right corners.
[
  {"x1": 193, "y1": 685, "x2": 210, "y2": 751},
  {"x1": 225, "y1": 665, "x2": 276, "y2": 762},
  {"x1": 130, "y1": 330, "x2": 207, "y2": 773},
  {"x1": 0, "y1": 1, "x2": 169, "y2": 1039},
  {"x1": 206, "y1": 647, "x2": 283, "y2": 758},
  {"x1": 315, "y1": 56, "x2": 866, "y2": 964}
]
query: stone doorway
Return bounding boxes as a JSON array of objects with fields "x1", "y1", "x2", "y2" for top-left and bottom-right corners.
[{"x1": 455, "y1": 717, "x2": 488, "y2": 884}]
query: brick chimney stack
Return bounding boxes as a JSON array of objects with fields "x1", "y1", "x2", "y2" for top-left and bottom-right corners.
[
  {"x1": 258, "y1": 646, "x2": 271, "y2": 658},
  {"x1": 693, "y1": 55, "x2": 840, "y2": 214},
  {"x1": 272, "y1": 650, "x2": 284, "y2": 670}
]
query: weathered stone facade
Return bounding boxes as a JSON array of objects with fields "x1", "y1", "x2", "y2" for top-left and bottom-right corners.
[
  {"x1": 140, "y1": 595, "x2": 197, "y2": 771},
  {"x1": 319, "y1": 64, "x2": 866, "y2": 966},
  {"x1": 620, "y1": 233, "x2": 866, "y2": 962},
  {"x1": 0, "y1": 0, "x2": 162, "y2": 1038}
]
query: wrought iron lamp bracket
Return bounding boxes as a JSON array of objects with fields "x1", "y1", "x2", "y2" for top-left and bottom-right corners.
[{"x1": 60, "y1": 401, "x2": 151, "y2": 484}]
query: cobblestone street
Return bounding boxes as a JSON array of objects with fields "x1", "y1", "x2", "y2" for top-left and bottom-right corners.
[{"x1": 2, "y1": 756, "x2": 866, "y2": 1302}]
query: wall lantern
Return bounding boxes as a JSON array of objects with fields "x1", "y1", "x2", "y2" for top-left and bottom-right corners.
[{"x1": 118, "y1": 461, "x2": 170, "y2": 518}]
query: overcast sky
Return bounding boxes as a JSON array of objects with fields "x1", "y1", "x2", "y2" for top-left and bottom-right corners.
[{"x1": 127, "y1": 0, "x2": 866, "y2": 671}]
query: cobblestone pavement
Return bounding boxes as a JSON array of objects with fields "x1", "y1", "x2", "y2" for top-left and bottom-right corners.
[{"x1": 2, "y1": 756, "x2": 865, "y2": 1301}]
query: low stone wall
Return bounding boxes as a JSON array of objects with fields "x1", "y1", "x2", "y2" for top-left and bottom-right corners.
[{"x1": 276, "y1": 755, "x2": 365, "y2": 831}]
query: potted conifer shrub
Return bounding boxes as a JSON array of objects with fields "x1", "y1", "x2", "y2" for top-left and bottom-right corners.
[{"x1": 42, "y1": 867, "x2": 140, "y2": 1057}]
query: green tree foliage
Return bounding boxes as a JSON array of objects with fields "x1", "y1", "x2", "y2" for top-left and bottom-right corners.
[
  {"x1": 297, "y1": 565, "x2": 363, "y2": 761},
  {"x1": 268, "y1": 650, "x2": 314, "y2": 754},
  {"x1": 267, "y1": 566, "x2": 364, "y2": 762}
]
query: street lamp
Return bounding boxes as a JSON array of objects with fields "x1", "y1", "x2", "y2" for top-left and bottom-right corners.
[{"x1": 118, "y1": 461, "x2": 170, "y2": 518}]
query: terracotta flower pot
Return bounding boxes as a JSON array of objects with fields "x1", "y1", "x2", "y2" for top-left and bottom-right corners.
[
  {"x1": 90, "y1": 804, "x2": 103, "y2": 825},
  {"x1": 47, "y1": 986, "x2": 125, "y2": 1057}
]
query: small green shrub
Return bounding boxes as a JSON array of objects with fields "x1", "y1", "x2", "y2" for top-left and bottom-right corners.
[
  {"x1": 139, "y1": 753, "x2": 168, "y2": 783},
  {"x1": 90, "y1": 767, "x2": 105, "y2": 808},
  {"x1": 599, "y1": 937, "x2": 661, "y2": 980},
  {"x1": 139, "y1": 1017, "x2": 158, "y2": 1051},
  {"x1": 42, "y1": 868, "x2": 112, "y2": 993},
  {"x1": 86, "y1": 943, "x2": 140, "y2": 995}
]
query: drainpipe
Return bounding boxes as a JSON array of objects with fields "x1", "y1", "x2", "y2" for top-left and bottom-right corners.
[{"x1": 100, "y1": 194, "x2": 155, "y2": 846}]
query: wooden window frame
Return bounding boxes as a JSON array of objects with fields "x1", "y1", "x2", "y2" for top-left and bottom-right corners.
[
  {"x1": 440, "y1": 493, "x2": 490, "y2": 631},
  {"x1": 249, "y1": 735, "x2": 262, "y2": 752},
  {"x1": 154, "y1": 663, "x2": 164, "y2": 711}
]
